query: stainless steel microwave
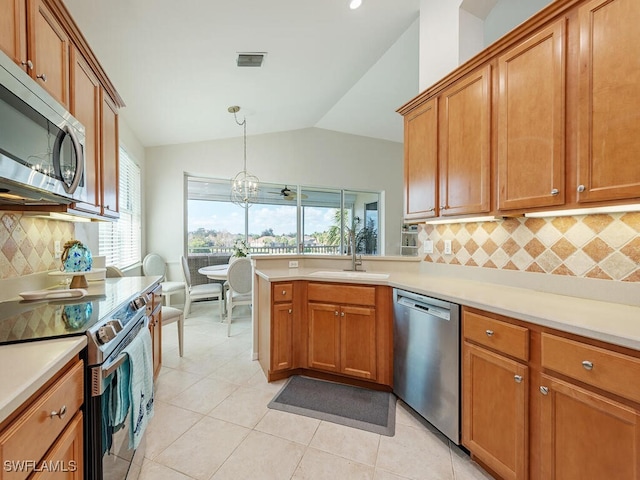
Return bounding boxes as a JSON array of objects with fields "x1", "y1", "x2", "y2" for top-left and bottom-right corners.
[{"x1": 0, "y1": 50, "x2": 86, "y2": 206}]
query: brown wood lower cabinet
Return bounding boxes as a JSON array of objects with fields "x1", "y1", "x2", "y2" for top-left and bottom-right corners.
[
  {"x1": 463, "y1": 342, "x2": 528, "y2": 480},
  {"x1": 539, "y1": 374, "x2": 640, "y2": 480},
  {"x1": 463, "y1": 307, "x2": 640, "y2": 480},
  {"x1": 257, "y1": 278, "x2": 392, "y2": 387}
]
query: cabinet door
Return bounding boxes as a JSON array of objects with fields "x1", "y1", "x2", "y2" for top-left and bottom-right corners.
[
  {"x1": 70, "y1": 47, "x2": 101, "y2": 215},
  {"x1": 439, "y1": 66, "x2": 491, "y2": 216},
  {"x1": 28, "y1": 0, "x2": 69, "y2": 108},
  {"x1": 340, "y1": 305, "x2": 376, "y2": 380},
  {"x1": 31, "y1": 412, "x2": 83, "y2": 480},
  {"x1": 497, "y1": 20, "x2": 566, "y2": 211},
  {"x1": 308, "y1": 303, "x2": 340, "y2": 373},
  {"x1": 272, "y1": 303, "x2": 293, "y2": 372},
  {"x1": 404, "y1": 97, "x2": 438, "y2": 220},
  {"x1": 539, "y1": 374, "x2": 640, "y2": 480},
  {"x1": 577, "y1": 0, "x2": 640, "y2": 202},
  {"x1": 463, "y1": 342, "x2": 528, "y2": 480},
  {"x1": 0, "y1": 0, "x2": 27, "y2": 66},
  {"x1": 100, "y1": 91, "x2": 119, "y2": 218}
]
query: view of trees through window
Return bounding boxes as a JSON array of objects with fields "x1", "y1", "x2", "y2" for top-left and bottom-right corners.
[{"x1": 186, "y1": 176, "x2": 380, "y2": 257}]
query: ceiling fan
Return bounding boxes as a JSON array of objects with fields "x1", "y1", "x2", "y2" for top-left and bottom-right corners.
[{"x1": 267, "y1": 185, "x2": 308, "y2": 201}]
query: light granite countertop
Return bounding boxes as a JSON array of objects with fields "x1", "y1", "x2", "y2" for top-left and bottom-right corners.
[
  {"x1": 255, "y1": 267, "x2": 640, "y2": 352},
  {"x1": 0, "y1": 336, "x2": 86, "y2": 424}
]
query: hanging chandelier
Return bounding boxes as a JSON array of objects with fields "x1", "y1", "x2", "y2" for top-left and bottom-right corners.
[{"x1": 229, "y1": 105, "x2": 259, "y2": 207}]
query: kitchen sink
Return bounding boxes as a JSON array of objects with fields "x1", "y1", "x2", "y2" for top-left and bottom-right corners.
[{"x1": 307, "y1": 270, "x2": 390, "y2": 280}]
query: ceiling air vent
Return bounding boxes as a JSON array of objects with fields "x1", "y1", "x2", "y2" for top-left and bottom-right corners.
[{"x1": 237, "y1": 53, "x2": 266, "y2": 67}]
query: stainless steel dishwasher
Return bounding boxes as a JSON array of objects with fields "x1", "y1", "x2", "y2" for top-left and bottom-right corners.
[{"x1": 393, "y1": 288, "x2": 460, "y2": 443}]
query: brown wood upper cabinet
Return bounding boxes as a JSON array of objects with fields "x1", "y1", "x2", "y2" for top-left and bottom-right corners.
[
  {"x1": 576, "y1": 0, "x2": 640, "y2": 203},
  {"x1": 100, "y1": 91, "x2": 119, "y2": 219},
  {"x1": 497, "y1": 19, "x2": 566, "y2": 211},
  {"x1": 403, "y1": 97, "x2": 438, "y2": 220},
  {"x1": 439, "y1": 66, "x2": 491, "y2": 216},
  {"x1": 1, "y1": 0, "x2": 70, "y2": 108},
  {"x1": 70, "y1": 46, "x2": 101, "y2": 215}
]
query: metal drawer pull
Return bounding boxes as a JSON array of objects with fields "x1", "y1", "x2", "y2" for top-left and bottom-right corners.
[
  {"x1": 50, "y1": 405, "x2": 67, "y2": 419},
  {"x1": 485, "y1": 329, "x2": 494, "y2": 337},
  {"x1": 540, "y1": 386, "x2": 549, "y2": 395},
  {"x1": 514, "y1": 375, "x2": 523, "y2": 383},
  {"x1": 582, "y1": 360, "x2": 594, "y2": 371}
]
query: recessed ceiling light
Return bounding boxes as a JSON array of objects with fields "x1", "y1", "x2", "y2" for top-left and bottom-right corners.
[{"x1": 349, "y1": 0, "x2": 362, "y2": 10}]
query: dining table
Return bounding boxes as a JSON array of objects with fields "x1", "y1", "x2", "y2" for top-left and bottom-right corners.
[{"x1": 198, "y1": 264, "x2": 230, "y2": 281}]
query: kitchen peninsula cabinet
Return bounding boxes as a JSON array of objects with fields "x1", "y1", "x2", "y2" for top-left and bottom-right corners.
[
  {"x1": 257, "y1": 277, "x2": 393, "y2": 387},
  {"x1": 576, "y1": 0, "x2": 640, "y2": 204},
  {"x1": 497, "y1": 20, "x2": 566, "y2": 212},
  {"x1": 307, "y1": 283, "x2": 378, "y2": 380},
  {"x1": 271, "y1": 283, "x2": 295, "y2": 372},
  {"x1": 439, "y1": 66, "x2": 491, "y2": 217}
]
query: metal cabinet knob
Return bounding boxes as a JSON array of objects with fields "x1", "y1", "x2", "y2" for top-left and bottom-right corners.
[
  {"x1": 50, "y1": 405, "x2": 67, "y2": 419},
  {"x1": 577, "y1": 184, "x2": 585, "y2": 193},
  {"x1": 334, "y1": 311, "x2": 339, "y2": 316},
  {"x1": 427, "y1": 207, "x2": 436, "y2": 212},
  {"x1": 514, "y1": 375, "x2": 523, "y2": 383},
  {"x1": 582, "y1": 360, "x2": 594, "y2": 371},
  {"x1": 37, "y1": 73, "x2": 47, "y2": 82},
  {"x1": 485, "y1": 329, "x2": 494, "y2": 337},
  {"x1": 22, "y1": 59, "x2": 33, "y2": 69},
  {"x1": 551, "y1": 188, "x2": 559, "y2": 196},
  {"x1": 282, "y1": 290, "x2": 286, "y2": 295},
  {"x1": 440, "y1": 205, "x2": 447, "y2": 210},
  {"x1": 341, "y1": 311, "x2": 345, "y2": 317},
  {"x1": 540, "y1": 386, "x2": 549, "y2": 395},
  {"x1": 288, "y1": 309, "x2": 292, "y2": 314}
]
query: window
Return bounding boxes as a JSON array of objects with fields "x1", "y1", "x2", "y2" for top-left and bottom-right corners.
[
  {"x1": 99, "y1": 148, "x2": 141, "y2": 268},
  {"x1": 186, "y1": 176, "x2": 381, "y2": 256}
]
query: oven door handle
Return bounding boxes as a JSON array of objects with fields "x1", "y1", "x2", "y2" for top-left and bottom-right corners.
[{"x1": 91, "y1": 316, "x2": 149, "y2": 397}]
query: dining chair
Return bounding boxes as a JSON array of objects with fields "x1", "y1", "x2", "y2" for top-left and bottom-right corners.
[
  {"x1": 225, "y1": 257, "x2": 253, "y2": 336},
  {"x1": 180, "y1": 256, "x2": 223, "y2": 319},
  {"x1": 105, "y1": 266, "x2": 125, "y2": 277},
  {"x1": 142, "y1": 253, "x2": 185, "y2": 307},
  {"x1": 162, "y1": 306, "x2": 185, "y2": 357}
]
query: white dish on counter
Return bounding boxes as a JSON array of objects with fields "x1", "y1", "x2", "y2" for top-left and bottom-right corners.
[{"x1": 19, "y1": 288, "x2": 88, "y2": 301}]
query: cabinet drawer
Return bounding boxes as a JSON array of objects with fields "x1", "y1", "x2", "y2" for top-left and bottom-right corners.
[
  {"x1": 0, "y1": 360, "x2": 84, "y2": 480},
  {"x1": 541, "y1": 333, "x2": 640, "y2": 404},
  {"x1": 463, "y1": 311, "x2": 529, "y2": 361},
  {"x1": 308, "y1": 283, "x2": 376, "y2": 306},
  {"x1": 273, "y1": 283, "x2": 293, "y2": 303}
]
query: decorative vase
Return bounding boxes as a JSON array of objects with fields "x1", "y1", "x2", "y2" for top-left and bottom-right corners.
[{"x1": 61, "y1": 240, "x2": 93, "y2": 273}]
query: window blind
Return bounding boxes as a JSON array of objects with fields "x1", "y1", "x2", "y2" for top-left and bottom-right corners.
[{"x1": 98, "y1": 148, "x2": 141, "y2": 269}]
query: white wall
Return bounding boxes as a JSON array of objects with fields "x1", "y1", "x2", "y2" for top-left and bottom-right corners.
[
  {"x1": 144, "y1": 127, "x2": 404, "y2": 280},
  {"x1": 484, "y1": 0, "x2": 554, "y2": 45}
]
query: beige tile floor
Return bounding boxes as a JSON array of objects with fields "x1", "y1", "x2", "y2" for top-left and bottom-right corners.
[{"x1": 140, "y1": 301, "x2": 494, "y2": 480}]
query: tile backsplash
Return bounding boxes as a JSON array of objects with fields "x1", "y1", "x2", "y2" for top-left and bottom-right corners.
[
  {"x1": 0, "y1": 213, "x2": 74, "y2": 280},
  {"x1": 419, "y1": 212, "x2": 640, "y2": 282}
]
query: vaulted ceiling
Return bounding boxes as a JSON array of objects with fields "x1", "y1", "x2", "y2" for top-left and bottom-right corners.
[{"x1": 63, "y1": 0, "x2": 420, "y2": 147}]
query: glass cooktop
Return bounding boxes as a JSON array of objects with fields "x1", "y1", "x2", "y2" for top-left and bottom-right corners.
[{"x1": 0, "y1": 280, "x2": 146, "y2": 346}]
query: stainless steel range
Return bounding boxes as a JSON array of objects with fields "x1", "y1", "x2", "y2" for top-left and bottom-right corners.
[{"x1": 0, "y1": 281, "x2": 155, "y2": 480}]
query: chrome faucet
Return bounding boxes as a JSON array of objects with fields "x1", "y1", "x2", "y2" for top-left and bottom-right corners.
[{"x1": 346, "y1": 229, "x2": 365, "y2": 272}]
